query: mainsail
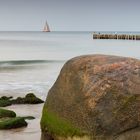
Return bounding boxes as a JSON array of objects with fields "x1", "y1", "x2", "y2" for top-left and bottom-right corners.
[{"x1": 43, "y1": 21, "x2": 50, "y2": 32}]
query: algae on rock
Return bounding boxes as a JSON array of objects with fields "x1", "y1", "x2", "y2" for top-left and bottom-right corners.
[{"x1": 41, "y1": 55, "x2": 140, "y2": 140}]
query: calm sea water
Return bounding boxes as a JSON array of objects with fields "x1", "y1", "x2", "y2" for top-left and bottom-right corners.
[
  {"x1": 0, "y1": 31, "x2": 140, "y2": 98},
  {"x1": 0, "y1": 31, "x2": 140, "y2": 140}
]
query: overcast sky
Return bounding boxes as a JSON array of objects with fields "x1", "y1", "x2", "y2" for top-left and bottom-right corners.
[{"x1": 0, "y1": 0, "x2": 139, "y2": 31}]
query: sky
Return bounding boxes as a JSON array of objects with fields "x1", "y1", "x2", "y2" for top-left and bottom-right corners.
[{"x1": 0, "y1": 0, "x2": 140, "y2": 31}]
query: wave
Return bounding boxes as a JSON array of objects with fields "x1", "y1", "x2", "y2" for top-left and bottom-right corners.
[
  {"x1": 0, "y1": 60, "x2": 64, "y2": 67},
  {"x1": 0, "y1": 82, "x2": 50, "y2": 99}
]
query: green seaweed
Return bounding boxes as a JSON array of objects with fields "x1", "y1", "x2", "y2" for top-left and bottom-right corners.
[
  {"x1": 11, "y1": 93, "x2": 44, "y2": 104},
  {"x1": 41, "y1": 108, "x2": 86, "y2": 137},
  {"x1": 0, "y1": 99, "x2": 12, "y2": 107},
  {"x1": 0, "y1": 108, "x2": 16, "y2": 118},
  {"x1": 0, "y1": 117, "x2": 27, "y2": 129}
]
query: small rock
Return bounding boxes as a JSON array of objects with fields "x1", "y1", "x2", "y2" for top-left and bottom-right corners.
[
  {"x1": 23, "y1": 116, "x2": 35, "y2": 120},
  {"x1": 0, "y1": 108, "x2": 16, "y2": 118},
  {"x1": 0, "y1": 117, "x2": 27, "y2": 129},
  {"x1": 0, "y1": 99, "x2": 12, "y2": 107},
  {"x1": 11, "y1": 93, "x2": 44, "y2": 104}
]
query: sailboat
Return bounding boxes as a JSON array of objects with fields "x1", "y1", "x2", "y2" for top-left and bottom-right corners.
[{"x1": 43, "y1": 21, "x2": 50, "y2": 32}]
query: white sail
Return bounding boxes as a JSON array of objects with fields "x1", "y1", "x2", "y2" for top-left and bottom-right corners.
[{"x1": 43, "y1": 21, "x2": 50, "y2": 32}]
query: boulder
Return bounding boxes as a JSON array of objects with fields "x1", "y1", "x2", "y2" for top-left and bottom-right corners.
[{"x1": 41, "y1": 55, "x2": 140, "y2": 140}]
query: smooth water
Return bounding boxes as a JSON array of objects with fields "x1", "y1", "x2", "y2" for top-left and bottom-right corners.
[
  {"x1": 0, "y1": 31, "x2": 140, "y2": 140},
  {"x1": 0, "y1": 31, "x2": 140, "y2": 97}
]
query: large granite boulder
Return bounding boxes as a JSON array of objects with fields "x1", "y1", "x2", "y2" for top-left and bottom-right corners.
[{"x1": 41, "y1": 55, "x2": 140, "y2": 140}]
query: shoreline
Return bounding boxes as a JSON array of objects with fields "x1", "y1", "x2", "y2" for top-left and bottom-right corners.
[{"x1": 0, "y1": 104, "x2": 43, "y2": 140}]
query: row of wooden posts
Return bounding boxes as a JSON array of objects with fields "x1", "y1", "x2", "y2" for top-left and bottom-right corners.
[{"x1": 93, "y1": 33, "x2": 140, "y2": 40}]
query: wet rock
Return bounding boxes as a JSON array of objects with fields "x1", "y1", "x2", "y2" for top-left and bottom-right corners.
[
  {"x1": 12, "y1": 93, "x2": 44, "y2": 104},
  {"x1": 0, "y1": 99, "x2": 12, "y2": 107},
  {"x1": 0, "y1": 117, "x2": 27, "y2": 129},
  {"x1": 0, "y1": 96, "x2": 13, "y2": 100},
  {"x1": 0, "y1": 108, "x2": 35, "y2": 130},
  {"x1": 0, "y1": 96, "x2": 13, "y2": 107},
  {"x1": 0, "y1": 108, "x2": 16, "y2": 118},
  {"x1": 23, "y1": 116, "x2": 35, "y2": 120}
]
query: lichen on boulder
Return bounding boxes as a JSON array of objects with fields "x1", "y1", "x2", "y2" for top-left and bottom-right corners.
[{"x1": 41, "y1": 55, "x2": 140, "y2": 140}]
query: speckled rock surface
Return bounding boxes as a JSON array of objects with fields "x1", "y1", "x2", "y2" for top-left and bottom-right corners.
[{"x1": 41, "y1": 55, "x2": 140, "y2": 140}]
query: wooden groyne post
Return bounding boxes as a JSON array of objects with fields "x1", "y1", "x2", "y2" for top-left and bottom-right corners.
[{"x1": 93, "y1": 33, "x2": 140, "y2": 40}]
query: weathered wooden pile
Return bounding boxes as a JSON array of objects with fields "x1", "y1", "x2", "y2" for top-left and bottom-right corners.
[{"x1": 93, "y1": 33, "x2": 140, "y2": 40}]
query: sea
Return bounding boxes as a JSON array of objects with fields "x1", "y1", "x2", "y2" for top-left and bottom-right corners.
[{"x1": 0, "y1": 31, "x2": 140, "y2": 140}]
